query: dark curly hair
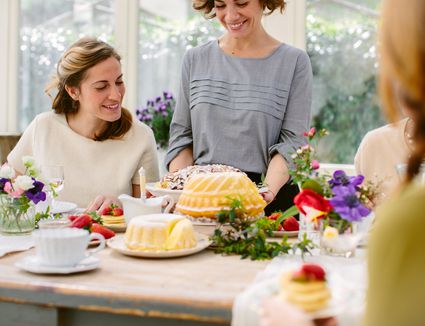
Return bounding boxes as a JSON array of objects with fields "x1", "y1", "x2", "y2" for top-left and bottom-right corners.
[{"x1": 192, "y1": 0, "x2": 286, "y2": 19}]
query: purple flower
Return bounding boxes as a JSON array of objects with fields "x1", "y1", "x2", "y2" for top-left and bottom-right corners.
[
  {"x1": 329, "y1": 170, "x2": 364, "y2": 188},
  {"x1": 329, "y1": 185, "x2": 370, "y2": 222},
  {"x1": 24, "y1": 179, "x2": 46, "y2": 204},
  {"x1": 163, "y1": 91, "x2": 173, "y2": 100},
  {"x1": 0, "y1": 177, "x2": 9, "y2": 193},
  {"x1": 155, "y1": 96, "x2": 161, "y2": 103}
]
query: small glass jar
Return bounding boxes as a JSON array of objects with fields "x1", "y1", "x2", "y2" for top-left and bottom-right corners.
[
  {"x1": 320, "y1": 220, "x2": 360, "y2": 258},
  {"x1": 0, "y1": 194, "x2": 36, "y2": 235}
]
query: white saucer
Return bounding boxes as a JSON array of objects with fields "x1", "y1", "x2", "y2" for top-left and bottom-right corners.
[
  {"x1": 15, "y1": 255, "x2": 99, "y2": 274},
  {"x1": 107, "y1": 234, "x2": 211, "y2": 258},
  {"x1": 51, "y1": 201, "x2": 78, "y2": 214}
]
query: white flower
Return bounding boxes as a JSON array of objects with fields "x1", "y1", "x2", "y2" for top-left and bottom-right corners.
[
  {"x1": 22, "y1": 156, "x2": 35, "y2": 167},
  {"x1": 0, "y1": 165, "x2": 15, "y2": 179},
  {"x1": 13, "y1": 175, "x2": 34, "y2": 191}
]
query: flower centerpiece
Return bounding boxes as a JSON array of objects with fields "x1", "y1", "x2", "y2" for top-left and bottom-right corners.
[
  {"x1": 290, "y1": 128, "x2": 376, "y2": 257},
  {"x1": 0, "y1": 157, "x2": 47, "y2": 234},
  {"x1": 136, "y1": 91, "x2": 175, "y2": 149}
]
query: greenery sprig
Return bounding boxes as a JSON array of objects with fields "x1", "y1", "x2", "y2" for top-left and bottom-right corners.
[{"x1": 211, "y1": 198, "x2": 316, "y2": 260}]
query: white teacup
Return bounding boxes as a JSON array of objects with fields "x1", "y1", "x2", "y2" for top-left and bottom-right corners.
[
  {"x1": 118, "y1": 194, "x2": 174, "y2": 224},
  {"x1": 32, "y1": 228, "x2": 105, "y2": 267}
]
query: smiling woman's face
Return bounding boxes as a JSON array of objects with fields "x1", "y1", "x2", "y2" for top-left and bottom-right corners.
[
  {"x1": 214, "y1": 0, "x2": 264, "y2": 38},
  {"x1": 69, "y1": 56, "x2": 125, "y2": 123}
]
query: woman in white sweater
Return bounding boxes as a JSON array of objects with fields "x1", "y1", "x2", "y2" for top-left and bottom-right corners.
[{"x1": 8, "y1": 37, "x2": 159, "y2": 211}]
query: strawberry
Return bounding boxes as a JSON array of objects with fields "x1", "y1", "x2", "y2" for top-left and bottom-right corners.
[
  {"x1": 301, "y1": 263, "x2": 326, "y2": 281},
  {"x1": 71, "y1": 214, "x2": 92, "y2": 229},
  {"x1": 68, "y1": 215, "x2": 79, "y2": 222},
  {"x1": 91, "y1": 223, "x2": 115, "y2": 239},
  {"x1": 283, "y1": 216, "x2": 299, "y2": 231},
  {"x1": 267, "y1": 212, "x2": 282, "y2": 220},
  {"x1": 277, "y1": 224, "x2": 283, "y2": 231},
  {"x1": 112, "y1": 207, "x2": 123, "y2": 216},
  {"x1": 101, "y1": 207, "x2": 112, "y2": 216}
]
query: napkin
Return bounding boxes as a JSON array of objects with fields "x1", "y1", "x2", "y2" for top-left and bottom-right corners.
[{"x1": 0, "y1": 235, "x2": 34, "y2": 257}]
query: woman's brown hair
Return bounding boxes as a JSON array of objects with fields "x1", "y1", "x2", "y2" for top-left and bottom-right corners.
[
  {"x1": 192, "y1": 0, "x2": 286, "y2": 19},
  {"x1": 379, "y1": 0, "x2": 425, "y2": 183},
  {"x1": 45, "y1": 37, "x2": 132, "y2": 141}
]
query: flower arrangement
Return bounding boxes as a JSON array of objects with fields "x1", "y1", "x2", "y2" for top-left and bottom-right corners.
[
  {"x1": 289, "y1": 128, "x2": 376, "y2": 254},
  {"x1": 0, "y1": 157, "x2": 47, "y2": 234},
  {"x1": 136, "y1": 91, "x2": 175, "y2": 149}
]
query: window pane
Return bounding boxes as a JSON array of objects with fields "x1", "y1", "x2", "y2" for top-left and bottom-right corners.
[
  {"x1": 138, "y1": 0, "x2": 223, "y2": 108},
  {"x1": 306, "y1": 0, "x2": 384, "y2": 163},
  {"x1": 18, "y1": 0, "x2": 115, "y2": 131}
]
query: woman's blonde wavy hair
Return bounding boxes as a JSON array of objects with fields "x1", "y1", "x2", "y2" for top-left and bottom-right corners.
[
  {"x1": 45, "y1": 37, "x2": 132, "y2": 141},
  {"x1": 379, "y1": 0, "x2": 425, "y2": 183}
]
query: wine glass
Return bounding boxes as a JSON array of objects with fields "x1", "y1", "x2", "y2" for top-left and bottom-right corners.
[{"x1": 42, "y1": 165, "x2": 64, "y2": 208}]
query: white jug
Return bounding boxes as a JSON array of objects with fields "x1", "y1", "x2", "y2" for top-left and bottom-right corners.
[{"x1": 118, "y1": 194, "x2": 174, "y2": 224}]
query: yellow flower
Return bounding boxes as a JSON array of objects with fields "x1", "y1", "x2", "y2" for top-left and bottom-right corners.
[{"x1": 323, "y1": 226, "x2": 339, "y2": 239}]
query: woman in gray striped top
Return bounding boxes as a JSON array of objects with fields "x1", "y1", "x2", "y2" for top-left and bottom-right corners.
[{"x1": 165, "y1": 0, "x2": 312, "y2": 215}]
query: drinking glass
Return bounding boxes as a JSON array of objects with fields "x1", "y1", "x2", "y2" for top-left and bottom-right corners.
[{"x1": 42, "y1": 165, "x2": 64, "y2": 208}]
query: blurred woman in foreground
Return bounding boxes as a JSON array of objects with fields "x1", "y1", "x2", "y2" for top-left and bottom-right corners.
[{"x1": 365, "y1": 0, "x2": 425, "y2": 324}]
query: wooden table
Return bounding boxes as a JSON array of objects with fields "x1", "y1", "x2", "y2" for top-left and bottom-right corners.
[{"x1": 0, "y1": 246, "x2": 268, "y2": 326}]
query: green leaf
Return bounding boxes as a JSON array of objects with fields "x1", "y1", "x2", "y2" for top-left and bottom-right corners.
[{"x1": 301, "y1": 179, "x2": 324, "y2": 195}]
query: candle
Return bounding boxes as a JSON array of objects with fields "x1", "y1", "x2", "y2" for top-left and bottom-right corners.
[{"x1": 139, "y1": 167, "x2": 146, "y2": 201}]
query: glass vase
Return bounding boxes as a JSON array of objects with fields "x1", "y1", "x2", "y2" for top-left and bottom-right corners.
[
  {"x1": 319, "y1": 220, "x2": 360, "y2": 258},
  {"x1": 0, "y1": 195, "x2": 36, "y2": 235}
]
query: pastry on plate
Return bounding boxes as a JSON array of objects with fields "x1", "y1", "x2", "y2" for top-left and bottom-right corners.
[{"x1": 280, "y1": 263, "x2": 331, "y2": 312}]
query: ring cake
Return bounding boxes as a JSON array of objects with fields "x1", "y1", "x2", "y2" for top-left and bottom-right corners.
[
  {"x1": 176, "y1": 172, "x2": 266, "y2": 218},
  {"x1": 124, "y1": 214, "x2": 197, "y2": 251},
  {"x1": 280, "y1": 263, "x2": 331, "y2": 312},
  {"x1": 157, "y1": 164, "x2": 243, "y2": 190}
]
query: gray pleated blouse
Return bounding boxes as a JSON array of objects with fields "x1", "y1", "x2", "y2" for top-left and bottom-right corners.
[{"x1": 165, "y1": 40, "x2": 312, "y2": 174}]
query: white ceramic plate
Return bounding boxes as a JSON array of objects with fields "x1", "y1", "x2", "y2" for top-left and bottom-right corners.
[
  {"x1": 145, "y1": 183, "x2": 183, "y2": 202},
  {"x1": 237, "y1": 272, "x2": 352, "y2": 323},
  {"x1": 272, "y1": 230, "x2": 299, "y2": 238},
  {"x1": 107, "y1": 233, "x2": 211, "y2": 258},
  {"x1": 15, "y1": 255, "x2": 99, "y2": 274},
  {"x1": 51, "y1": 201, "x2": 77, "y2": 214}
]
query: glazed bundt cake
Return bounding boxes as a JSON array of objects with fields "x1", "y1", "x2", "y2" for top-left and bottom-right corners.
[
  {"x1": 124, "y1": 214, "x2": 197, "y2": 251},
  {"x1": 176, "y1": 172, "x2": 266, "y2": 218}
]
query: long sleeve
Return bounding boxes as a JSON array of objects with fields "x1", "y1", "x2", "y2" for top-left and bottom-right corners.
[
  {"x1": 268, "y1": 51, "x2": 312, "y2": 166},
  {"x1": 165, "y1": 51, "x2": 193, "y2": 169}
]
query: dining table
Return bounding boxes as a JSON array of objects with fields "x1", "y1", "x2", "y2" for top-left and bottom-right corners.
[{"x1": 0, "y1": 240, "x2": 269, "y2": 326}]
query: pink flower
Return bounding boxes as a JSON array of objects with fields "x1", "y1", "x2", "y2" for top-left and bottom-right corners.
[
  {"x1": 4, "y1": 181, "x2": 24, "y2": 198},
  {"x1": 311, "y1": 160, "x2": 320, "y2": 170},
  {"x1": 303, "y1": 127, "x2": 316, "y2": 137}
]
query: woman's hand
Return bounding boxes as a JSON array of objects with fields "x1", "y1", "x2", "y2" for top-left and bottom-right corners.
[
  {"x1": 261, "y1": 189, "x2": 276, "y2": 204},
  {"x1": 85, "y1": 195, "x2": 122, "y2": 213},
  {"x1": 260, "y1": 297, "x2": 337, "y2": 326},
  {"x1": 260, "y1": 297, "x2": 313, "y2": 326}
]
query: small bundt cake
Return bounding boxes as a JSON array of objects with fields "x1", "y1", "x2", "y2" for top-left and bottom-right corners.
[
  {"x1": 176, "y1": 172, "x2": 266, "y2": 218},
  {"x1": 124, "y1": 214, "x2": 197, "y2": 251}
]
